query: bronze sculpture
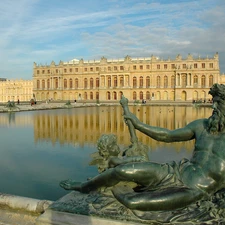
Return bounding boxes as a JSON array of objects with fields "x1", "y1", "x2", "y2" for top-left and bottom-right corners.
[{"x1": 59, "y1": 83, "x2": 225, "y2": 222}]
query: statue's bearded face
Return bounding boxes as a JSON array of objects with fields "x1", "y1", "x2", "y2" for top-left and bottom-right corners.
[{"x1": 208, "y1": 95, "x2": 225, "y2": 134}]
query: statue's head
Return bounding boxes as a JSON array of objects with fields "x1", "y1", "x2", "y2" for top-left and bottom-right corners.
[
  {"x1": 208, "y1": 83, "x2": 225, "y2": 133},
  {"x1": 97, "y1": 134, "x2": 120, "y2": 159}
]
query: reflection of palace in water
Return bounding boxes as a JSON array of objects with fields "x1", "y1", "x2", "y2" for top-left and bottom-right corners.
[{"x1": 33, "y1": 106, "x2": 212, "y2": 152}]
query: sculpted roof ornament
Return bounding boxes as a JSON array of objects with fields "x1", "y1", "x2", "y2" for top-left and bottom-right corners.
[
  {"x1": 187, "y1": 53, "x2": 193, "y2": 60},
  {"x1": 176, "y1": 54, "x2": 182, "y2": 60},
  {"x1": 100, "y1": 56, "x2": 107, "y2": 64},
  {"x1": 33, "y1": 62, "x2": 37, "y2": 68},
  {"x1": 79, "y1": 59, "x2": 84, "y2": 65},
  {"x1": 124, "y1": 55, "x2": 131, "y2": 62},
  {"x1": 59, "y1": 60, "x2": 64, "y2": 65}
]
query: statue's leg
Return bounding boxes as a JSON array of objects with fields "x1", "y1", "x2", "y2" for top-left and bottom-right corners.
[
  {"x1": 112, "y1": 185, "x2": 204, "y2": 211},
  {"x1": 80, "y1": 161, "x2": 169, "y2": 193}
]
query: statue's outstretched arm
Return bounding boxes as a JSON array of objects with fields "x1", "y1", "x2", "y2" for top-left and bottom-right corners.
[{"x1": 120, "y1": 96, "x2": 195, "y2": 142}]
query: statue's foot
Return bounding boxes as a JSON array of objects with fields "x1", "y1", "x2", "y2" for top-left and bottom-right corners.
[{"x1": 59, "y1": 179, "x2": 82, "y2": 191}]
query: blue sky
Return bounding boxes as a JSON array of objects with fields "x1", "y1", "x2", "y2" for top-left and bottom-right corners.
[{"x1": 1, "y1": 0, "x2": 225, "y2": 80}]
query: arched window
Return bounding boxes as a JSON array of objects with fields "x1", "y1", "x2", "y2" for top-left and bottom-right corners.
[
  {"x1": 90, "y1": 78, "x2": 94, "y2": 88},
  {"x1": 120, "y1": 77, "x2": 124, "y2": 87},
  {"x1": 107, "y1": 91, "x2": 111, "y2": 100},
  {"x1": 37, "y1": 80, "x2": 40, "y2": 89},
  {"x1": 47, "y1": 79, "x2": 50, "y2": 89},
  {"x1": 84, "y1": 92, "x2": 87, "y2": 100},
  {"x1": 96, "y1": 92, "x2": 99, "y2": 100},
  {"x1": 107, "y1": 76, "x2": 111, "y2": 87},
  {"x1": 113, "y1": 76, "x2": 117, "y2": 87},
  {"x1": 133, "y1": 91, "x2": 137, "y2": 100},
  {"x1": 133, "y1": 77, "x2": 137, "y2": 88},
  {"x1": 140, "y1": 91, "x2": 143, "y2": 100},
  {"x1": 69, "y1": 78, "x2": 73, "y2": 88},
  {"x1": 164, "y1": 76, "x2": 168, "y2": 88},
  {"x1": 113, "y1": 91, "x2": 117, "y2": 100},
  {"x1": 75, "y1": 78, "x2": 79, "y2": 88},
  {"x1": 84, "y1": 78, "x2": 88, "y2": 89},
  {"x1": 209, "y1": 75, "x2": 213, "y2": 87},
  {"x1": 96, "y1": 78, "x2": 99, "y2": 88},
  {"x1": 90, "y1": 92, "x2": 93, "y2": 100},
  {"x1": 171, "y1": 75, "x2": 175, "y2": 87},
  {"x1": 146, "y1": 76, "x2": 150, "y2": 88},
  {"x1": 42, "y1": 80, "x2": 45, "y2": 89},
  {"x1": 146, "y1": 91, "x2": 150, "y2": 100},
  {"x1": 182, "y1": 74, "x2": 187, "y2": 87},
  {"x1": 194, "y1": 75, "x2": 198, "y2": 87},
  {"x1": 156, "y1": 76, "x2": 160, "y2": 88},
  {"x1": 55, "y1": 78, "x2": 58, "y2": 89},
  {"x1": 139, "y1": 76, "x2": 143, "y2": 87},
  {"x1": 201, "y1": 75, "x2": 206, "y2": 88},
  {"x1": 64, "y1": 79, "x2": 67, "y2": 88}
]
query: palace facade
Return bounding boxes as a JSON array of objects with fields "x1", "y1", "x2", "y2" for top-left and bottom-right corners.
[
  {"x1": 33, "y1": 52, "x2": 221, "y2": 102},
  {"x1": 0, "y1": 79, "x2": 33, "y2": 103}
]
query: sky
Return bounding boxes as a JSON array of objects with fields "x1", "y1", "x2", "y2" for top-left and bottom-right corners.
[{"x1": 0, "y1": 0, "x2": 225, "y2": 80}]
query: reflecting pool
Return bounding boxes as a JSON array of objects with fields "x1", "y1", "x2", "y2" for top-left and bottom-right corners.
[{"x1": 0, "y1": 105, "x2": 212, "y2": 201}]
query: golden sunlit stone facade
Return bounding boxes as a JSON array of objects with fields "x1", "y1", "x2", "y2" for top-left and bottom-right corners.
[
  {"x1": 33, "y1": 53, "x2": 220, "y2": 102},
  {"x1": 0, "y1": 79, "x2": 33, "y2": 103}
]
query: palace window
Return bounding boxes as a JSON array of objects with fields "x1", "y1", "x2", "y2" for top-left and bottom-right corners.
[
  {"x1": 55, "y1": 78, "x2": 58, "y2": 88},
  {"x1": 96, "y1": 78, "x2": 99, "y2": 88},
  {"x1": 146, "y1": 65, "x2": 150, "y2": 69},
  {"x1": 133, "y1": 77, "x2": 137, "y2": 88},
  {"x1": 140, "y1": 91, "x2": 143, "y2": 100},
  {"x1": 120, "y1": 77, "x2": 124, "y2": 87},
  {"x1": 157, "y1": 64, "x2": 160, "y2": 69},
  {"x1": 75, "y1": 78, "x2": 79, "y2": 88},
  {"x1": 90, "y1": 67, "x2": 93, "y2": 72},
  {"x1": 209, "y1": 75, "x2": 213, "y2": 87},
  {"x1": 64, "y1": 69, "x2": 67, "y2": 73},
  {"x1": 70, "y1": 68, "x2": 72, "y2": 72},
  {"x1": 37, "y1": 70, "x2": 40, "y2": 74},
  {"x1": 201, "y1": 75, "x2": 206, "y2": 87},
  {"x1": 156, "y1": 76, "x2": 160, "y2": 87},
  {"x1": 133, "y1": 65, "x2": 136, "y2": 70},
  {"x1": 164, "y1": 64, "x2": 167, "y2": 69},
  {"x1": 84, "y1": 78, "x2": 88, "y2": 88},
  {"x1": 164, "y1": 76, "x2": 168, "y2": 88},
  {"x1": 37, "y1": 80, "x2": 40, "y2": 89},
  {"x1": 48, "y1": 70, "x2": 50, "y2": 74},
  {"x1": 183, "y1": 64, "x2": 187, "y2": 69},
  {"x1": 75, "y1": 68, "x2": 78, "y2": 72},
  {"x1": 90, "y1": 78, "x2": 94, "y2": 88},
  {"x1": 140, "y1": 65, "x2": 143, "y2": 70},
  {"x1": 133, "y1": 91, "x2": 137, "y2": 100},
  {"x1": 108, "y1": 66, "x2": 111, "y2": 71},
  {"x1": 90, "y1": 92, "x2": 93, "y2": 100},
  {"x1": 42, "y1": 70, "x2": 45, "y2": 74},
  {"x1": 120, "y1": 66, "x2": 124, "y2": 70},
  {"x1": 69, "y1": 78, "x2": 73, "y2": 88},
  {"x1": 114, "y1": 66, "x2": 117, "y2": 71},
  {"x1": 47, "y1": 79, "x2": 50, "y2": 89},
  {"x1": 64, "y1": 79, "x2": 67, "y2": 88},
  {"x1": 56, "y1": 69, "x2": 58, "y2": 73},
  {"x1": 139, "y1": 76, "x2": 143, "y2": 87},
  {"x1": 146, "y1": 76, "x2": 150, "y2": 88},
  {"x1": 202, "y1": 63, "x2": 205, "y2": 68},
  {"x1": 171, "y1": 64, "x2": 175, "y2": 69},
  {"x1": 96, "y1": 67, "x2": 99, "y2": 71},
  {"x1": 107, "y1": 76, "x2": 111, "y2": 87},
  {"x1": 194, "y1": 63, "x2": 198, "y2": 68},
  {"x1": 84, "y1": 68, "x2": 87, "y2": 72},
  {"x1": 209, "y1": 63, "x2": 213, "y2": 68},
  {"x1": 113, "y1": 77, "x2": 117, "y2": 87},
  {"x1": 146, "y1": 91, "x2": 150, "y2": 100}
]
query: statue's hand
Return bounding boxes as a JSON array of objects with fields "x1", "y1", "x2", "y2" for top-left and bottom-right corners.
[
  {"x1": 120, "y1": 95, "x2": 128, "y2": 107},
  {"x1": 124, "y1": 114, "x2": 139, "y2": 127}
]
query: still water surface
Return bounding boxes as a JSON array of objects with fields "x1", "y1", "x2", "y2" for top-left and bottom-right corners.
[{"x1": 0, "y1": 105, "x2": 212, "y2": 201}]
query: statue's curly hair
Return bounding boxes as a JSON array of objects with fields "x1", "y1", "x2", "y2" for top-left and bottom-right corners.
[{"x1": 209, "y1": 83, "x2": 225, "y2": 99}]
